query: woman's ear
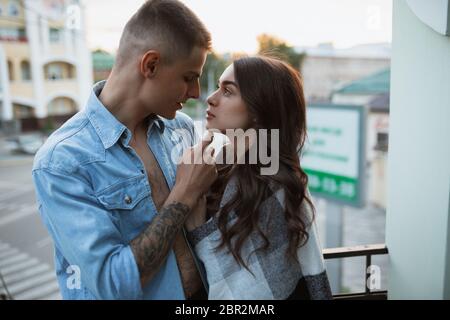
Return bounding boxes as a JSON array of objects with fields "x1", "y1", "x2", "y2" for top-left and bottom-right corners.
[{"x1": 141, "y1": 50, "x2": 160, "y2": 78}]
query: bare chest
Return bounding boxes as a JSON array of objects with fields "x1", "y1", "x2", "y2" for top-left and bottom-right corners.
[
  {"x1": 130, "y1": 133, "x2": 203, "y2": 297},
  {"x1": 131, "y1": 139, "x2": 169, "y2": 211}
]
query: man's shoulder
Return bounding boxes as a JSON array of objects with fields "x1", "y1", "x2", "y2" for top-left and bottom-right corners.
[{"x1": 33, "y1": 112, "x2": 105, "y2": 174}]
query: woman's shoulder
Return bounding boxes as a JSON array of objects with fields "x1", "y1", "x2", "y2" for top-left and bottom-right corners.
[{"x1": 216, "y1": 174, "x2": 315, "y2": 227}]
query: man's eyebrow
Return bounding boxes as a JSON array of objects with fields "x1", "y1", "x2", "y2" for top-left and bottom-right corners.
[
  {"x1": 218, "y1": 80, "x2": 239, "y2": 88},
  {"x1": 186, "y1": 71, "x2": 201, "y2": 78}
]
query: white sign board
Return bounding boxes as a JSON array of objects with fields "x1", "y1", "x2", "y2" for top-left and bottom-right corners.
[{"x1": 302, "y1": 104, "x2": 366, "y2": 207}]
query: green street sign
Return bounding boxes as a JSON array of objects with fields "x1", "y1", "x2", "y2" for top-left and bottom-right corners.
[{"x1": 302, "y1": 104, "x2": 367, "y2": 207}]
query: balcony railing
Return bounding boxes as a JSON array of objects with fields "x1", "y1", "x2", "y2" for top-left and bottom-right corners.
[
  {"x1": 0, "y1": 270, "x2": 11, "y2": 300},
  {"x1": 323, "y1": 243, "x2": 389, "y2": 300},
  {"x1": 1, "y1": 243, "x2": 389, "y2": 300}
]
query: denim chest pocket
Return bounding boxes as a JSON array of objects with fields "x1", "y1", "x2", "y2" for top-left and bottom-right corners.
[
  {"x1": 95, "y1": 175, "x2": 155, "y2": 240},
  {"x1": 96, "y1": 175, "x2": 149, "y2": 210}
]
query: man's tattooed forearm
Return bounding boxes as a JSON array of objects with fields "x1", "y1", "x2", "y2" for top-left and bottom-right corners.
[{"x1": 130, "y1": 202, "x2": 190, "y2": 284}]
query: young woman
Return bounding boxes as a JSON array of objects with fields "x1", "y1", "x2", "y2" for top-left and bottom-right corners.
[{"x1": 185, "y1": 56, "x2": 332, "y2": 300}]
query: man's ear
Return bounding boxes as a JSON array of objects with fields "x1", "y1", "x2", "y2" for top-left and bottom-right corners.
[{"x1": 140, "y1": 50, "x2": 160, "y2": 78}]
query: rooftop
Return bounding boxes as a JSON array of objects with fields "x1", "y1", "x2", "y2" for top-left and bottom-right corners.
[{"x1": 334, "y1": 68, "x2": 391, "y2": 95}]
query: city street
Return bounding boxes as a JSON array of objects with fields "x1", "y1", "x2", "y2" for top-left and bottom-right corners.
[{"x1": 0, "y1": 152, "x2": 61, "y2": 300}]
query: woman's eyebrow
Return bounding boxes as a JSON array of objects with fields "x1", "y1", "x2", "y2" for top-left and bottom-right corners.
[{"x1": 218, "y1": 80, "x2": 239, "y2": 88}]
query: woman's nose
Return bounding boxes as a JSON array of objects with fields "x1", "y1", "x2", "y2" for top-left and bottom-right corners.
[{"x1": 207, "y1": 92, "x2": 217, "y2": 107}]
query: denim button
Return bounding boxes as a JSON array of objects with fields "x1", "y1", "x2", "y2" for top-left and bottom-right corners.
[{"x1": 124, "y1": 195, "x2": 132, "y2": 204}]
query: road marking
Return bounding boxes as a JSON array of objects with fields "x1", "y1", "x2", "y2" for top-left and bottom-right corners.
[
  {"x1": 36, "y1": 237, "x2": 53, "y2": 249},
  {"x1": 0, "y1": 185, "x2": 35, "y2": 202},
  {"x1": 0, "y1": 241, "x2": 61, "y2": 300},
  {"x1": 0, "y1": 203, "x2": 37, "y2": 226},
  {"x1": 8, "y1": 271, "x2": 56, "y2": 295},
  {"x1": 0, "y1": 248, "x2": 19, "y2": 259},
  {"x1": 14, "y1": 281, "x2": 60, "y2": 300},
  {"x1": 0, "y1": 253, "x2": 29, "y2": 268},
  {"x1": 3, "y1": 264, "x2": 49, "y2": 285},
  {"x1": 0, "y1": 203, "x2": 14, "y2": 211},
  {"x1": 0, "y1": 180, "x2": 26, "y2": 188},
  {"x1": 1, "y1": 258, "x2": 39, "y2": 276},
  {"x1": 0, "y1": 243, "x2": 11, "y2": 252}
]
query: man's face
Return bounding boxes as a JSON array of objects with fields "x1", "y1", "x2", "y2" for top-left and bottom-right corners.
[{"x1": 145, "y1": 46, "x2": 208, "y2": 119}]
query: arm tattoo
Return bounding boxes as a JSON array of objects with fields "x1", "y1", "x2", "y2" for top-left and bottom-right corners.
[{"x1": 130, "y1": 202, "x2": 190, "y2": 285}]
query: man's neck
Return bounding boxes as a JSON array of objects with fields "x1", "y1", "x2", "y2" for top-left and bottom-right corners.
[{"x1": 98, "y1": 71, "x2": 152, "y2": 135}]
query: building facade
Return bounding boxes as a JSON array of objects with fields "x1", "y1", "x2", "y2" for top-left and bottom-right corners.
[
  {"x1": 0, "y1": 0, "x2": 92, "y2": 131},
  {"x1": 298, "y1": 43, "x2": 391, "y2": 102},
  {"x1": 331, "y1": 69, "x2": 390, "y2": 209},
  {"x1": 92, "y1": 49, "x2": 114, "y2": 83}
]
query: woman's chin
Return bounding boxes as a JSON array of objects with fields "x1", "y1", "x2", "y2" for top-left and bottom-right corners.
[{"x1": 205, "y1": 122, "x2": 217, "y2": 130}]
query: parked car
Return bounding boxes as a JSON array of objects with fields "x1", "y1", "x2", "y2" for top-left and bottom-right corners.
[{"x1": 4, "y1": 133, "x2": 46, "y2": 155}]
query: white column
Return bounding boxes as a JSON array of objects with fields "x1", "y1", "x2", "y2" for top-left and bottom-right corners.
[
  {"x1": 74, "y1": 1, "x2": 92, "y2": 110},
  {"x1": 325, "y1": 202, "x2": 343, "y2": 294},
  {"x1": 64, "y1": 29, "x2": 74, "y2": 57},
  {"x1": 25, "y1": 0, "x2": 46, "y2": 118},
  {"x1": 0, "y1": 45, "x2": 13, "y2": 121},
  {"x1": 40, "y1": 16, "x2": 49, "y2": 56},
  {"x1": 386, "y1": 0, "x2": 450, "y2": 299}
]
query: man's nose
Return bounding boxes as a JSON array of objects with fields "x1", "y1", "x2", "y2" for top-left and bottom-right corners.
[{"x1": 187, "y1": 81, "x2": 201, "y2": 99}]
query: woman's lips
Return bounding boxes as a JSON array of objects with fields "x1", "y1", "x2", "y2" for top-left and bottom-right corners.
[{"x1": 206, "y1": 111, "x2": 216, "y2": 120}]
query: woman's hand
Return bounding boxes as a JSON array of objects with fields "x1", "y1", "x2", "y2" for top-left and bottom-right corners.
[{"x1": 184, "y1": 194, "x2": 207, "y2": 231}]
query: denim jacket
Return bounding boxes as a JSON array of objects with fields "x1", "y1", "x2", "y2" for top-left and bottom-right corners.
[{"x1": 32, "y1": 81, "x2": 201, "y2": 299}]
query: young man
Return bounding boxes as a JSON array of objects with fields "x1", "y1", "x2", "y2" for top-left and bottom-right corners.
[{"x1": 32, "y1": 0, "x2": 216, "y2": 299}]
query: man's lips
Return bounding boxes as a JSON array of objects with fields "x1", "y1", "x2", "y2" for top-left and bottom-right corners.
[{"x1": 206, "y1": 111, "x2": 216, "y2": 118}]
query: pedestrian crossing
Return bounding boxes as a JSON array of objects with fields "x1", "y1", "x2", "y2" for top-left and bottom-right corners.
[{"x1": 0, "y1": 240, "x2": 61, "y2": 300}]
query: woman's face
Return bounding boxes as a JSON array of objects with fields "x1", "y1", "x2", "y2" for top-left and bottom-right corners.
[{"x1": 206, "y1": 64, "x2": 251, "y2": 132}]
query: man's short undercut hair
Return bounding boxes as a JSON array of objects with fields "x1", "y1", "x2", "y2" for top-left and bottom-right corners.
[{"x1": 116, "y1": 0, "x2": 211, "y2": 67}]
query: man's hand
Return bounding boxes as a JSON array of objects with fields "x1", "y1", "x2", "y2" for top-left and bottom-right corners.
[
  {"x1": 173, "y1": 136, "x2": 218, "y2": 209},
  {"x1": 184, "y1": 194, "x2": 207, "y2": 231},
  {"x1": 130, "y1": 136, "x2": 218, "y2": 287}
]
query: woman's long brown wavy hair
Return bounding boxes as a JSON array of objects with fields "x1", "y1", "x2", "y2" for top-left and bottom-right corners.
[{"x1": 207, "y1": 55, "x2": 314, "y2": 269}]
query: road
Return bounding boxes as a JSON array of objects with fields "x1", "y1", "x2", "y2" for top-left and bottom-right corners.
[{"x1": 0, "y1": 153, "x2": 61, "y2": 300}]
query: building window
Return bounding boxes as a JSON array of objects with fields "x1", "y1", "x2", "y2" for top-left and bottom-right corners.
[
  {"x1": 45, "y1": 62, "x2": 76, "y2": 80},
  {"x1": 46, "y1": 64, "x2": 63, "y2": 80},
  {"x1": 8, "y1": 1, "x2": 19, "y2": 17},
  {"x1": 21, "y1": 60, "x2": 31, "y2": 81},
  {"x1": 374, "y1": 132, "x2": 389, "y2": 152},
  {"x1": 47, "y1": 97, "x2": 77, "y2": 116},
  {"x1": 7, "y1": 60, "x2": 14, "y2": 81},
  {"x1": 18, "y1": 28, "x2": 26, "y2": 40},
  {"x1": 0, "y1": 27, "x2": 27, "y2": 41},
  {"x1": 49, "y1": 28, "x2": 61, "y2": 43},
  {"x1": 13, "y1": 104, "x2": 34, "y2": 119}
]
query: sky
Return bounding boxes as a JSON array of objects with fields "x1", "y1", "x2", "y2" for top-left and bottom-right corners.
[{"x1": 83, "y1": 0, "x2": 392, "y2": 54}]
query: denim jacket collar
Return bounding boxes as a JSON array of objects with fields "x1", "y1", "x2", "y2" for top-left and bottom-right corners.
[{"x1": 86, "y1": 81, "x2": 165, "y2": 149}]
